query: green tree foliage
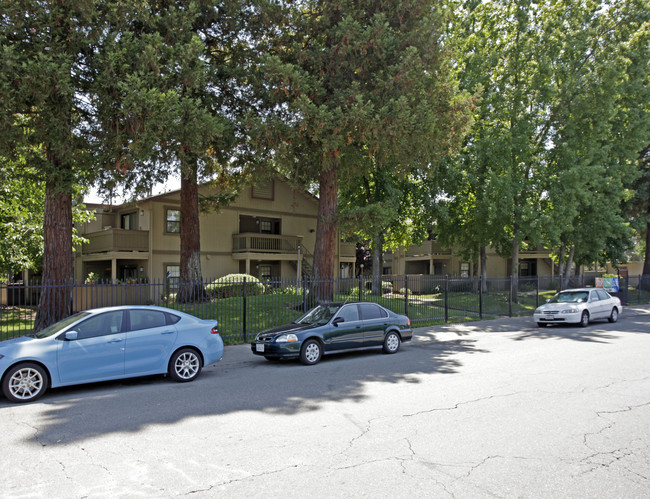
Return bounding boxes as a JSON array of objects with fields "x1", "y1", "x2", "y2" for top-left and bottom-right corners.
[
  {"x1": 0, "y1": 163, "x2": 93, "y2": 277},
  {"x1": 264, "y1": 0, "x2": 471, "y2": 298},
  {"x1": 92, "y1": 1, "x2": 268, "y2": 302},
  {"x1": 0, "y1": 1, "x2": 101, "y2": 328},
  {"x1": 437, "y1": 0, "x2": 649, "y2": 291}
]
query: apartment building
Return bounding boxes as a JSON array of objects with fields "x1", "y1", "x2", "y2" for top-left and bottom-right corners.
[{"x1": 75, "y1": 178, "x2": 357, "y2": 283}]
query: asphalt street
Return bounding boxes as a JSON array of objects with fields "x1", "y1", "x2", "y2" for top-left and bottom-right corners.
[{"x1": 1, "y1": 307, "x2": 649, "y2": 498}]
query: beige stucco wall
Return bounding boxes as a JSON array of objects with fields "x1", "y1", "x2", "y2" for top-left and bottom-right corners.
[{"x1": 124, "y1": 179, "x2": 320, "y2": 282}]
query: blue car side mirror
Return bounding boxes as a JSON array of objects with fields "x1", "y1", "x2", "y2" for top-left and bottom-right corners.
[
  {"x1": 65, "y1": 331, "x2": 79, "y2": 341},
  {"x1": 332, "y1": 317, "x2": 344, "y2": 327}
]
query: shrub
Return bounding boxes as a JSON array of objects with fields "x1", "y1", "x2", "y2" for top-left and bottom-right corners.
[
  {"x1": 398, "y1": 288, "x2": 412, "y2": 295},
  {"x1": 362, "y1": 280, "x2": 393, "y2": 294},
  {"x1": 350, "y1": 286, "x2": 371, "y2": 297},
  {"x1": 206, "y1": 274, "x2": 265, "y2": 298},
  {"x1": 272, "y1": 285, "x2": 304, "y2": 296}
]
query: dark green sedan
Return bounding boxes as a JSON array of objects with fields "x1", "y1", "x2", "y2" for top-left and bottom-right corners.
[{"x1": 251, "y1": 302, "x2": 412, "y2": 365}]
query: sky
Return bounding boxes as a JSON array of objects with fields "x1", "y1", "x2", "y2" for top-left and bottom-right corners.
[{"x1": 83, "y1": 176, "x2": 181, "y2": 205}]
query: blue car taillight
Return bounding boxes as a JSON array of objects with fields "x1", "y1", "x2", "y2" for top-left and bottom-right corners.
[{"x1": 210, "y1": 325, "x2": 220, "y2": 335}]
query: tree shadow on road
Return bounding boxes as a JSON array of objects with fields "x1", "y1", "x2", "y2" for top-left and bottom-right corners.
[{"x1": 2, "y1": 331, "x2": 488, "y2": 446}]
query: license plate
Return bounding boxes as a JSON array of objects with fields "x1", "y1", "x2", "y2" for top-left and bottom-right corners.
[
  {"x1": 256, "y1": 343, "x2": 264, "y2": 353},
  {"x1": 543, "y1": 317, "x2": 554, "y2": 321}
]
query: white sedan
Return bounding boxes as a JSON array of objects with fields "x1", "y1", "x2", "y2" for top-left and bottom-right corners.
[{"x1": 534, "y1": 288, "x2": 622, "y2": 327}]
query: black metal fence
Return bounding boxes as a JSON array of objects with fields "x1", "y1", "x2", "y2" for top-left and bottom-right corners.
[{"x1": 2, "y1": 274, "x2": 648, "y2": 344}]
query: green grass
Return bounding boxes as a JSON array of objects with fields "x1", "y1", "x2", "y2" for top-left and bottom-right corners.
[
  {"x1": 1, "y1": 286, "x2": 646, "y2": 344},
  {"x1": 1, "y1": 307, "x2": 36, "y2": 341}
]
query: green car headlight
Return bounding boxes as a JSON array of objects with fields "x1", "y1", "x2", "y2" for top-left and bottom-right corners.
[{"x1": 275, "y1": 333, "x2": 298, "y2": 343}]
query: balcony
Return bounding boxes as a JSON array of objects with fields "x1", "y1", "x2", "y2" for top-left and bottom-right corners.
[
  {"x1": 82, "y1": 228, "x2": 149, "y2": 254},
  {"x1": 232, "y1": 233, "x2": 302, "y2": 254},
  {"x1": 339, "y1": 242, "x2": 356, "y2": 259},
  {"x1": 406, "y1": 240, "x2": 451, "y2": 258}
]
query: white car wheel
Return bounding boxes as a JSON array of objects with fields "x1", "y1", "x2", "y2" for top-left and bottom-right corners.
[
  {"x1": 579, "y1": 310, "x2": 590, "y2": 327},
  {"x1": 2, "y1": 363, "x2": 49, "y2": 403},
  {"x1": 608, "y1": 308, "x2": 619, "y2": 323},
  {"x1": 169, "y1": 348, "x2": 202, "y2": 382}
]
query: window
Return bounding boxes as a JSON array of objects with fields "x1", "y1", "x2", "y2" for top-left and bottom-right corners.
[
  {"x1": 75, "y1": 311, "x2": 124, "y2": 340},
  {"x1": 166, "y1": 209, "x2": 180, "y2": 233},
  {"x1": 335, "y1": 305, "x2": 360, "y2": 323},
  {"x1": 360, "y1": 303, "x2": 387, "y2": 320},
  {"x1": 260, "y1": 220, "x2": 272, "y2": 233},
  {"x1": 460, "y1": 262, "x2": 470, "y2": 278},
  {"x1": 121, "y1": 212, "x2": 137, "y2": 230},
  {"x1": 596, "y1": 290, "x2": 611, "y2": 300},
  {"x1": 166, "y1": 265, "x2": 180, "y2": 290},
  {"x1": 259, "y1": 264, "x2": 272, "y2": 280},
  {"x1": 129, "y1": 310, "x2": 168, "y2": 331}
]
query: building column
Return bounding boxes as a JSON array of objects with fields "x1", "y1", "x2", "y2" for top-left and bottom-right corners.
[{"x1": 111, "y1": 258, "x2": 117, "y2": 282}]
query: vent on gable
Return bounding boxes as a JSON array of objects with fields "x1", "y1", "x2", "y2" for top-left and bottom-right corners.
[{"x1": 252, "y1": 180, "x2": 274, "y2": 200}]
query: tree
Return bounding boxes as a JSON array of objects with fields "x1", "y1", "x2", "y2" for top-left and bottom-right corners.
[
  {"x1": 439, "y1": 0, "x2": 649, "y2": 294},
  {"x1": 264, "y1": 0, "x2": 471, "y2": 299},
  {"x1": 93, "y1": 1, "x2": 270, "y2": 302},
  {"x1": 0, "y1": 1, "x2": 101, "y2": 329}
]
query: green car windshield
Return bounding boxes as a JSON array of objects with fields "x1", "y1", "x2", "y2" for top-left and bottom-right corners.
[
  {"x1": 295, "y1": 304, "x2": 341, "y2": 325},
  {"x1": 32, "y1": 312, "x2": 91, "y2": 339},
  {"x1": 550, "y1": 292, "x2": 589, "y2": 304}
]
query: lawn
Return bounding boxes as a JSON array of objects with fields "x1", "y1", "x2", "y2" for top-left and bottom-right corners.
[
  {"x1": 1, "y1": 307, "x2": 36, "y2": 341},
  {"x1": 1, "y1": 286, "x2": 641, "y2": 344}
]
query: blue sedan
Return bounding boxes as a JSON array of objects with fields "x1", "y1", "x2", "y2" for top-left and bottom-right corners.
[{"x1": 0, "y1": 306, "x2": 224, "y2": 403}]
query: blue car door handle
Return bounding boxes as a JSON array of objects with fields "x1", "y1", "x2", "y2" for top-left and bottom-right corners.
[
  {"x1": 161, "y1": 330, "x2": 175, "y2": 335},
  {"x1": 107, "y1": 338, "x2": 123, "y2": 343}
]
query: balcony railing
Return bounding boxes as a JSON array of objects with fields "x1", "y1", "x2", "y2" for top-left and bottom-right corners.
[
  {"x1": 233, "y1": 233, "x2": 301, "y2": 254},
  {"x1": 82, "y1": 228, "x2": 149, "y2": 254},
  {"x1": 340, "y1": 242, "x2": 356, "y2": 258},
  {"x1": 406, "y1": 240, "x2": 451, "y2": 257}
]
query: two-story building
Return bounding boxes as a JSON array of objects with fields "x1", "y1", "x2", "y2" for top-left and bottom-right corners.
[
  {"x1": 75, "y1": 178, "x2": 357, "y2": 284},
  {"x1": 383, "y1": 237, "x2": 557, "y2": 278}
]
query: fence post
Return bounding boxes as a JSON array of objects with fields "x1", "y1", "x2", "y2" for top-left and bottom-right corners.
[
  {"x1": 358, "y1": 274, "x2": 362, "y2": 302},
  {"x1": 303, "y1": 275, "x2": 308, "y2": 313},
  {"x1": 479, "y1": 276, "x2": 483, "y2": 319},
  {"x1": 404, "y1": 275, "x2": 409, "y2": 317},
  {"x1": 242, "y1": 277, "x2": 247, "y2": 343},
  {"x1": 444, "y1": 275, "x2": 449, "y2": 323},
  {"x1": 508, "y1": 276, "x2": 513, "y2": 317},
  {"x1": 536, "y1": 275, "x2": 539, "y2": 308}
]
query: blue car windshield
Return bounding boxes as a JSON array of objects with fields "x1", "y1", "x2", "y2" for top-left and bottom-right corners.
[
  {"x1": 550, "y1": 292, "x2": 588, "y2": 304},
  {"x1": 33, "y1": 312, "x2": 91, "y2": 339},
  {"x1": 295, "y1": 304, "x2": 340, "y2": 325}
]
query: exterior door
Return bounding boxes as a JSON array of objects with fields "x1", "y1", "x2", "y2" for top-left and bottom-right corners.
[
  {"x1": 124, "y1": 309, "x2": 178, "y2": 375},
  {"x1": 323, "y1": 304, "x2": 364, "y2": 351},
  {"x1": 57, "y1": 311, "x2": 126, "y2": 383},
  {"x1": 359, "y1": 303, "x2": 389, "y2": 346}
]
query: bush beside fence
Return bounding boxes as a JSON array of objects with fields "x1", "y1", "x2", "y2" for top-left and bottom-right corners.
[{"x1": 1, "y1": 274, "x2": 648, "y2": 344}]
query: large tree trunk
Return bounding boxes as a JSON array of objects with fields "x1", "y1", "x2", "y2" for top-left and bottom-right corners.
[
  {"x1": 371, "y1": 232, "x2": 384, "y2": 295},
  {"x1": 312, "y1": 165, "x2": 338, "y2": 301},
  {"x1": 34, "y1": 178, "x2": 73, "y2": 332},
  {"x1": 177, "y1": 162, "x2": 206, "y2": 303}
]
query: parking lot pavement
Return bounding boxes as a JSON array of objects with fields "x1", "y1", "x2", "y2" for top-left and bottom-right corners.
[{"x1": 1, "y1": 306, "x2": 649, "y2": 498}]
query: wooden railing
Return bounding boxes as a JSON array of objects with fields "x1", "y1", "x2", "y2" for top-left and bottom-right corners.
[
  {"x1": 82, "y1": 228, "x2": 149, "y2": 254},
  {"x1": 406, "y1": 240, "x2": 451, "y2": 257},
  {"x1": 232, "y1": 233, "x2": 301, "y2": 254}
]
